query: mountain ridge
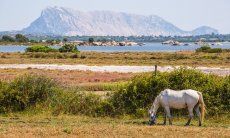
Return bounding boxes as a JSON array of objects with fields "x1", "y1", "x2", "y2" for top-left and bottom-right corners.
[{"x1": 20, "y1": 7, "x2": 219, "y2": 36}]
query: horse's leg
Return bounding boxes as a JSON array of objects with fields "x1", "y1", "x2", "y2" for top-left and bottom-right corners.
[
  {"x1": 194, "y1": 104, "x2": 202, "y2": 126},
  {"x1": 185, "y1": 107, "x2": 194, "y2": 126},
  {"x1": 163, "y1": 109, "x2": 167, "y2": 125},
  {"x1": 164, "y1": 106, "x2": 172, "y2": 125}
]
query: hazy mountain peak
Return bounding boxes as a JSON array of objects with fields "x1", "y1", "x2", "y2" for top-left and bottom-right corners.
[
  {"x1": 192, "y1": 26, "x2": 218, "y2": 35},
  {"x1": 23, "y1": 6, "x2": 218, "y2": 36}
]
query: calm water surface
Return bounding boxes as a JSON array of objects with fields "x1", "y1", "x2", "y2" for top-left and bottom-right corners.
[{"x1": 0, "y1": 43, "x2": 230, "y2": 53}]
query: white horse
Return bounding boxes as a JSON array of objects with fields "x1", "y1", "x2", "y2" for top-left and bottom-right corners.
[{"x1": 149, "y1": 89, "x2": 205, "y2": 126}]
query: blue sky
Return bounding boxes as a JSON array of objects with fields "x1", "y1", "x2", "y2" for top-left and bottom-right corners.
[{"x1": 0, "y1": 0, "x2": 230, "y2": 34}]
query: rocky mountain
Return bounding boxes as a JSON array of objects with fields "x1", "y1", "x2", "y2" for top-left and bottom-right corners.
[{"x1": 22, "y1": 7, "x2": 218, "y2": 36}]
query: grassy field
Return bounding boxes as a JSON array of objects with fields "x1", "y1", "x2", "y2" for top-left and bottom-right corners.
[
  {"x1": 0, "y1": 52, "x2": 229, "y2": 137},
  {"x1": 0, "y1": 113, "x2": 229, "y2": 137},
  {"x1": 0, "y1": 51, "x2": 230, "y2": 67}
]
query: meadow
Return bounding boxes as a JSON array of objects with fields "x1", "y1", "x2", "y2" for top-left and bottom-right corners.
[
  {"x1": 0, "y1": 49, "x2": 229, "y2": 137},
  {"x1": 0, "y1": 114, "x2": 229, "y2": 137},
  {"x1": 0, "y1": 68, "x2": 229, "y2": 137},
  {"x1": 0, "y1": 51, "x2": 230, "y2": 67}
]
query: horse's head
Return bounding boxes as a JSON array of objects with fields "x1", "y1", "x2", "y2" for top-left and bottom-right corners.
[{"x1": 149, "y1": 110, "x2": 156, "y2": 125}]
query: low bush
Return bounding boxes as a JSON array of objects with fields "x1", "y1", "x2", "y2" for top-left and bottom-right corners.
[
  {"x1": 196, "y1": 46, "x2": 211, "y2": 52},
  {"x1": 196, "y1": 46, "x2": 223, "y2": 53},
  {"x1": 0, "y1": 75, "x2": 57, "y2": 113},
  {"x1": 26, "y1": 45, "x2": 58, "y2": 53},
  {"x1": 59, "y1": 44, "x2": 79, "y2": 53},
  {"x1": 110, "y1": 68, "x2": 230, "y2": 116}
]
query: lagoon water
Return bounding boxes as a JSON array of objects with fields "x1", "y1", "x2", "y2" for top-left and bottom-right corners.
[{"x1": 0, "y1": 43, "x2": 230, "y2": 53}]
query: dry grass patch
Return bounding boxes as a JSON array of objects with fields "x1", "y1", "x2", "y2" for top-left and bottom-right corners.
[
  {"x1": 0, "y1": 51, "x2": 229, "y2": 67},
  {"x1": 0, "y1": 115, "x2": 229, "y2": 137}
]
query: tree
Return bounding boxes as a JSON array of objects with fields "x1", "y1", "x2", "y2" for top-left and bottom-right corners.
[
  {"x1": 15, "y1": 34, "x2": 28, "y2": 42},
  {"x1": 63, "y1": 38, "x2": 68, "y2": 43},
  {"x1": 1, "y1": 35, "x2": 15, "y2": 42},
  {"x1": 88, "y1": 38, "x2": 94, "y2": 43}
]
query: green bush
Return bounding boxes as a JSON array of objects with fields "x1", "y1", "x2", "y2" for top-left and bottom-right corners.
[
  {"x1": 0, "y1": 75, "x2": 57, "y2": 113},
  {"x1": 196, "y1": 46, "x2": 211, "y2": 52},
  {"x1": 110, "y1": 68, "x2": 230, "y2": 116},
  {"x1": 59, "y1": 44, "x2": 79, "y2": 53},
  {"x1": 196, "y1": 46, "x2": 223, "y2": 53},
  {"x1": 207, "y1": 48, "x2": 223, "y2": 53},
  {"x1": 26, "y1": 45, "x2": 58, "y2": 53}
]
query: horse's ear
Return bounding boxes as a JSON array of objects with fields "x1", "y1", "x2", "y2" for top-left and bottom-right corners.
[{"x1": 148, "y1": 109, "x2": 152, "y2": 114}]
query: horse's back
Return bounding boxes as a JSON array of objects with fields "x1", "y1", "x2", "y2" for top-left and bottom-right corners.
[
  {"x1": 159, "y1": 89, "x2": 200, "y2": 109},
  {"x1": 161, "y1": 89, "x2": 199, "y2": 98}
]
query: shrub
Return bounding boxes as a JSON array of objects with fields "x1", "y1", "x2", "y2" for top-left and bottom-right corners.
[
  {"x1": 196, "y1": 46, "x2": 223, "y2": 53},
  {"x1": 59, "y1": 44, "x2": 79, "y2": 53},
  {"x1": 207, "y1": 48, "x2": 222, "y2": 53},
  {"x1": 0, "y1": 75, "x2": 57, "y2": 112},
  {"x1": 196, "y1": 46, "x2": 211, "y2": 52},
  {"x1": 110, "y1": 68, "x2": 230, "y2": 116},
  {"x1": 51, "y1": 91, "x2": 103, "y2": 116},
  {"x1": 110, "y1": 73, "x2": 168, "y2": 115},
  {"x1": 26, "y1": 45, "x2": 57, "y2": 53}
]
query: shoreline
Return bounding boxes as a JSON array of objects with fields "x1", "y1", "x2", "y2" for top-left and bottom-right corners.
[{"x1": 0, "y1": 64, "x2": 229, "y2": 76}]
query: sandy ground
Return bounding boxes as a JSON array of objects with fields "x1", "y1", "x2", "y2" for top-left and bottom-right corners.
[{"x1": 0, "y1": 64, "x2": 229, "y2": 76}]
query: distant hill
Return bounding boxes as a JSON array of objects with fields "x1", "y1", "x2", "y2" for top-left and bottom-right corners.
[{"x1": 15, "y1": 7, "x2": 220, "y2": 36}]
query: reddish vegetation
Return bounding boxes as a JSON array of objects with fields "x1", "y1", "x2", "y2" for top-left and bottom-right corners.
[{"x1": 0, "y1": 69, "x2": 135, "y2": 86}]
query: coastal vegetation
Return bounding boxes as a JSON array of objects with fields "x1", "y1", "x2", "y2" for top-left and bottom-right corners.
[
  {"x1": 26, "y1": 45, "x2": 58, "y2": 53},
  {"x1": 58, "y1": 44, "x2": 79, "y2": 53},
  {"x1": 1, "y1": 34, "x2": 230, "y2": 47},
  {"x1": 196, "y1": 46, "x2": 230, "y2": 53},
  {"x1": 1, "y1": 34, "x2": 230, "y2": 44},
  {"x1": 0, "y1": 68, "x2": 229, "y2": 116},
  {"x1": 0, "y1": 68, "x2": 229, "y2": 137},
  {"x1": 0, "y1": 51, "x2": 229, "y2": 67},
  {"x1": 25, "y1": 44, "x2": 79, "y2": 53}
]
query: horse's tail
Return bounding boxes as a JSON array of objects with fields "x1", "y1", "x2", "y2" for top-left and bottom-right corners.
[{"x1": 198, "y1": 92, "x2": 206, "y2": 123}]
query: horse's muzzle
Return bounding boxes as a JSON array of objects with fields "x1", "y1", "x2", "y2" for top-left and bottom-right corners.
[{"x1": 149, "y1": 120, "x2": 156, "y2": 126}]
